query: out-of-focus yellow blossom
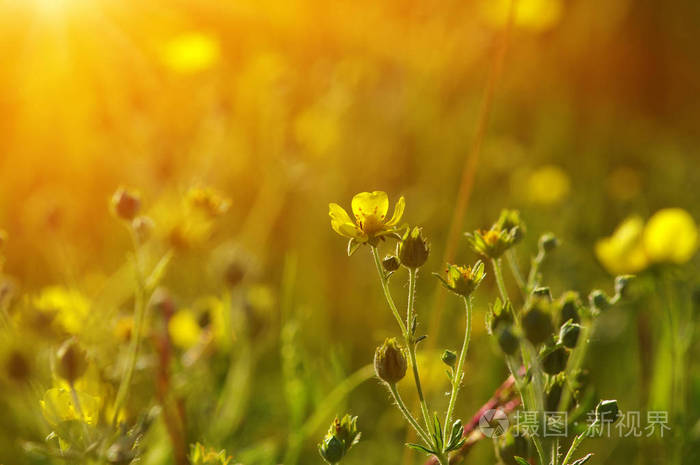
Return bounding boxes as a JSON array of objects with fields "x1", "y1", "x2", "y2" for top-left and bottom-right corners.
[
  {"x1": 33, "y1": 286, "x2": 90, "y2": 334},
  {"x1": 40, "y1": 387, "x2": 100, "y2": 426},
  {"x1": 595, "y1": 216, "x2": 649, "y2": 275},
  {"x1": 525, "y1": 165, "x2": 571, "y2": 206},
  {"x1": 643, "y1": 208, "x2": 698, "y2": 264},
  {"x1": 398, "y1": 349, "x2": 452, "y2": 397},
  {"x1": 329, "y1": 191, "x2": 405, "y2": 245},
  {"x1": 481, "y1": 0, "x2": 563, "y2": 32},
  {"x1": 169, "y1": 309, "x2": 202, "y2": 349},
  {"x1": 186, "y1": 187, "x2": 231, "y2": 218},
  {"x1": 162, "y1": 32, "x2": 220, "y2": 74}
]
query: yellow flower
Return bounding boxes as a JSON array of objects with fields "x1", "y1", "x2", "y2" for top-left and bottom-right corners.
[
  {"x1": 329, "y1": 191, "x2": 405, "y2": 248},
  {"x1": 162, "y1": 32, "x2": 220, "y2": 74},
  {"x1": 525, "y1": 165, "x2": 571, "y2": 206},
  {"x1": 169, "y1": 309, "x2": 202, "y2": 349},
  {"x1": 643, "y1": 208, "x2": 698, "y2": 264},
  {"x1": 595, "y1": 216, "x2": 649, "y2": 275},
  {"x1": 40, "y1": 387, "x2": 100, "y2": 426}
]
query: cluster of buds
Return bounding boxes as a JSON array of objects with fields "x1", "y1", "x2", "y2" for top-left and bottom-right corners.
[{"x1": 318, "y1": 414, "x2": 361, "y2": 464}]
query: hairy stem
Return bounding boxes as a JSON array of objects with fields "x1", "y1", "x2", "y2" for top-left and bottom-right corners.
[
  {"x1": 371, "y1": 246, "x2": 407, "y2": 335},
  {"x1": 406, "y1": 268, "x2": 433, "y2": 432},
  {"x1": 388, "y1": 383, "x2": 432, "y2": 445},
  {"x1": 443, "y1": 296, "x2": 472, "y2": 441}
]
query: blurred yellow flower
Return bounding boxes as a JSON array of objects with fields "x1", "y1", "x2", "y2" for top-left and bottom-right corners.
[
  {"x1": 482, "y1": 0, "x2": 563, "y2": 32},
  {"x1": 40, "y1": 387, "x2": 100, "y2": 426},
  {"x1": 595, "y1": 216, "x2": 649, "y2": 275},
  {"x1": 169, "y1": 309, "x2": 202, "y2": 349},
  {"x1": 33, "y1": 286, "x2": 90, "y2": 335},
  {"x1": 162, "y1": 32, "x2": 220, "y2": 74},
  {"x1": 643, "y1": 208, "x2": 698, "y2": 264},
  {"x1": 329, "y1": 191, "x2": 405, "y2": 245},
  {"x1": 526, "y1": 165, "x2": 571, "y2": 206},
  {"x1": 186, "y1": 187, "x2": 231, "y2": 218}
]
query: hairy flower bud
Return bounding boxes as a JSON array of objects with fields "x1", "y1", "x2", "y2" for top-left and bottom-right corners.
[
  {"x1": 496, "y1": 324, "x2": 519, "y2": 355},
  {"x1": 111, "y1": 187, "x2": 141, "y2": 221},
  {"x1": 541, "y1": 346, "x2": 569, "y2": 375},
  {"x1": 596, "y1": 399, "x2": 620, "y2": 423},
  {"x1": 559, "y1": 320, "x2": 581, "y2": 348},
  {"x1": 435, "y1": 261, "x2": 486, "y2": 297},
  {"x1": 318, "y1": 414, "x2": 360, "y2": 464},
  {"x1": 56, "y1": 339, "x2": 88, "y2": 384},
  {"x1": 522, "y1": 300, "x2": 554, "y2": 346},
  {"x1": 441, "y1": 349, "x2": 457, "y2": 368},
  {"x1": 398, "y1": 227, "x2": 430, "y2": 269},
  {"x1": 558, "y1": 291, "x2": 582, "y2": 325},
  {"x1": 374, "y1": 338, "x2": 407, "y2": 384},
  {"x1": 532, "y1": 287, "x2": 552, "y2": 301},
  {"x1": 538, "y1": 233, "x2": 559, "y2": 254},
  {"x1": 382, "y1": 255, "x2": 400, "y2": 272}
]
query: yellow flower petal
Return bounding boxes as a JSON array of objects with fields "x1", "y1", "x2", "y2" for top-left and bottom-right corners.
[
  {"x1": 351, "y1": 191, "x2": 389, "y2": 221},
  {"x1": 329, "y1": 203, "x2": 361, "y2": 239},
  {"x1": 385, "y1": 196, "x2": 405, "y2": 226},
  {"x1": 595, "y1": 216, "x2": 648, "y2": 275},
  {"x1": 643, "y1": 208, "x2": 698, "y2": 264}
]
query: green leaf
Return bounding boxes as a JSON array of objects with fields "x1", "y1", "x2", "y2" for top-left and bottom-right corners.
[
  {"x1": 572, "y1": 453, "x2": 594, "y2": 465},
  {"x1": 514, "y1": 457, "x2": 530, "y2": 465},
  {"x1": 406, "y1": 443, "x2": 436, "y2": 456}
]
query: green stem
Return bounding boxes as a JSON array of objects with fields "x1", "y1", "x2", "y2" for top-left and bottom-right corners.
[
  {"x1": 371, "y1": 246, "x2": 407, "y2": 335},
  {"x1": 388, "y1": 383, "x2": 432, "y2": 445},
  {"x1": 492, "y1": 258, "x2": 518, "y2": 324},
  {"x1": 505, "y1": 249, "x2": 526, "y2": 296},
  {"x1": 561, "y1": 420, "x2": 598, "y2": 465},
  {"x1": 406, "y1": 268, "x2": 433, "y2": 432},
  {"x1": 111, "y1": 230, "x2": 147, "y2": 426},
  {"x1": 443, "y1": 296, "x2": 472, "y2": 441}
]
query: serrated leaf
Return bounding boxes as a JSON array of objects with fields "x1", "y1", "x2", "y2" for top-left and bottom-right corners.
[
  {"x1": 571, "y1": 453, "x2": 594, "y2": 465},
  {"x1": 406, "y1": 443, "x2": 436, "y2": 456},
  {"x1": 514, "y1": 457, "x2": 529, "y2": 465}
]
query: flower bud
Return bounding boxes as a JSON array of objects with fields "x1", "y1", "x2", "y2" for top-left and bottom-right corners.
[
  {"x1": 132, "y1": 216, "x2": 155, "y2": 244},
  {"x1": 435, "y1": 261, "x2": 486, "y2": 297},
  {"x1": 596, "y1": 399, "x2": 620, "y2": 423},
  {"x1": 398, "y1": 227, "x2": 430, "y2": 269},
  {"x1": 382, "y1": 255, "x2": 400, "y2": 272},
  {"x1": 224, "y1": 261, "x2": 246, "y2": 288},
  {"x1": 56, "y1": 339, "x2": 88, "y2": 384},
  {"x1": 558, "y1": 291, "x2": 581, "y2": 325},
  {"x1": 614, "y1": 275, "x2": 634, "y2": 298},
  {"x1": 532, "y1": 287, "x2": 552, "y2": 301},
  {"x1": 541, "y1": 346, "x2": 569, "y2": 375},
  {"x1": 522, "y1": 301, "x2": 554, "y2": 346},
  {"x1": 318, "y1": 414, "x2": 360, "y2": 464},
  {"x1": 374, "y1": 338, "x2": 407, "y2": 384},
  {"x1": 559, "y1": 320, "x2": 581, "y2": 348},
  {"x1": 111, "y1": 187, "x2": 141, "y2": 220},
  {"x1": 319, "y1": 435, "x2": 345, "y2": 464},
  {"x1": 589, "y1": 290, "x2": 610, "y2": 312},
  {"x1": 538, "y1": 233, "x2": 559, "y2": 254},
  {"x1": 441, "y1": 349, "x2": 457, "y2": 368},
  {"x1": 545, "y1": 378, "x2": 564, "y2": 411},
  {"x1": 496, "y1": 324, "x2": 519, "y2": 355}
]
